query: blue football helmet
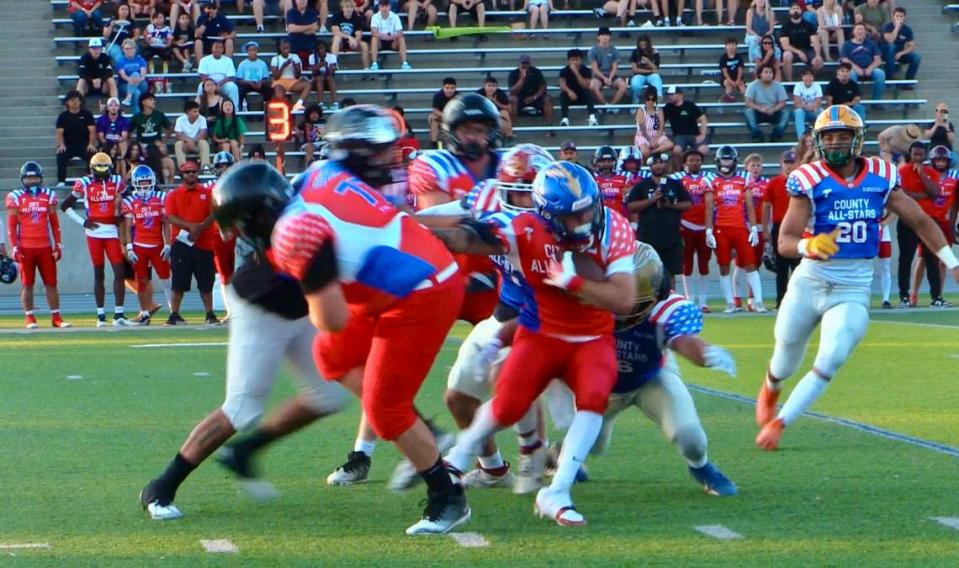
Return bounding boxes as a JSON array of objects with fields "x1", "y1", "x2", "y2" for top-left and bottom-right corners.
[
  {"x1": 130, "y1": 165, "x2": 156, "y2": 197},
  {"x1": 532, "y1": 161, "x2": 605, "y2": 250},
  {"x1": 214, "y1": 151, "x2": 236, "y2": 172}
]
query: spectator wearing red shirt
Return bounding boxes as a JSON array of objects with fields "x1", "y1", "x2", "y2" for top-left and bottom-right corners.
[
  {"x1": 69, "y1": 0, "x2": 104, "y2": 37},
  {"x1": 896, "y1": 143, "x2": 944, "y2": 306},
  {"x1": 762, "y1": 150, "x2": 800, "y2": 308},
  {"x1": 163, "y1": 160, "x2": 220, "y2": 325}
]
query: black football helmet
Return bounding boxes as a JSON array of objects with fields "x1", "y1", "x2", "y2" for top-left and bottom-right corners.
[
  {"x1": 592, "y1": 145, "x2": 617, "y2": 175},
  {"x1": 325, "y1": 104, "x2": 400, "y2": 188},
  {"x1": 212, "y1": 160, "x2": 293, "y2": 253},
  {"x1": 715, "y1": 145, "x2": 738, "y2": 175},
  {"x1": 441, "y1": 93, "x2": 501, "y2": 161},
  {"x1": 0, "y1": 255, "x2": 17, "y2": 285},
  {"x1": 20, "y1": 161, "x2": 43, "y2": 191}
]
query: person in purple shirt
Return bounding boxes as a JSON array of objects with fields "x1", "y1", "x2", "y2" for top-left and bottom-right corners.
[
  {"x1": 96, "y1": 97, "x2": 131, "y2": 160},
  {"x1": 839, "y1": 23, "x2": 885, "y2": 105}
]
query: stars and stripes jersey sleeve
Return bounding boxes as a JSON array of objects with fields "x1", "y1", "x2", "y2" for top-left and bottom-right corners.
[
  {"x1": 120, "y1": 196, "x2": 134, "y2": 217},
  {"x1": 481, "y1": 210, "x2": 520, "y2": 254},
  {"x1": 4, "y1": 191, "x2": 18, "y2": 209},
  {"x1": 270, "y1": 210, "x2": 337, "y2": 283},
  {"x1": 600, "y1": 209, "x2": 638, "y2": 277},
  {"x1": 463, "y1": 180, "x2": 503, "y2": 217},
  {"x1": 408, "y1": 153, "x2": 444, "y2": 204},
  {"x1": 649, "y1": 294, "x2": 703, "y2": 345}
]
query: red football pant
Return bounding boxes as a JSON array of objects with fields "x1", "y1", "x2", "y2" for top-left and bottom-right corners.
[
  {"x1": 86, "y1": 236, "x2": 124, "y2": 268},
  {"x1": 491, "y1": 328, "x2": 618, "y2": 426},
  {"x1": 714, "y1": 227, "x2": 756, "y2": 267},
  {"x1": 133, "y1": 245, "x2": 171, "y2": 281},
  {"x1": 681, "y1": 226, "x2": 711, "y2": 276},
  {"x1": 19, "y1": 247, "x2": 57, "y2": 286},
  {"x1": 314, "y1": 275, "x2": 465, "y2": 440},
  {"x1": 748, "y1": 233, "x2": 765, "y2": 269},
  {"x1": 214, "y1": 236, "x2": 237, "y2": 283},
  {"x1": 459, "y1": 288, "x2": 498, "y2": 325}
]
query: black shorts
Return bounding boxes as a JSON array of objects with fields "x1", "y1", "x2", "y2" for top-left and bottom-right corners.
[
  {"x1": 122, "y1": 259, "x2": 152, "y2": 281},
  {"x1": 672, "y1": 134, "x2": 708, "y2": 151},
  {"x1": 653, "y1": 244, "x2": 683, "y2": 279},
  {"x1": 170, "y1": 241, "x2": 215, "y2": 293}
]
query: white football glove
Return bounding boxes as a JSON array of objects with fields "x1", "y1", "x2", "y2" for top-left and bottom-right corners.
[
  {"x1": 763, "y1": 240, "x2": 774, "y2": 260},
  {"x1": 160, "y1": 244, "x2": 171, "y2": 260},
  {"x1": 704, "y1": 345, "x2": 736, "y2": 378},
  {"x1": 748, "y1": 225, "x2": 760, "y2": 247},
  {"x1": 471, "y1": 337, "x2": 503, "y2": 384},
  {"x1": 705, "y1": 228, "x2": 717, "y2": 249},
  {"x1": 126, "y1": 246, "x2": 138, "y2": 264}
]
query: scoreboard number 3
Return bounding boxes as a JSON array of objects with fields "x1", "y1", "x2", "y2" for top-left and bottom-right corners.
[{"x1": 265, "y1": 100, "x2": 293, "y2": 142}]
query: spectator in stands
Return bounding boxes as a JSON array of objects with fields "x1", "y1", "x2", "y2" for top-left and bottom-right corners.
[
  {"x1": 96, "y1": 97, "x2": 131, "y2": 160},
  {"x1": 880, "y1": 7, "x2": 919, "y2": 86},
  {"x1": 523, "y1": 0, "x2": 554, "y2": 33},
  {"x1": 102, "y1": 4, "x2": 136, "y2": 63},
  {"x1": 508, "y1": 55, "x2": 555, "y2": 130},
  {"x1": 744, "y1": 64, "x2": 789, "y2": 142},
  {"x1": 628, "y1": 35, "x2": 663, "y2": 101},
  {"x1": 211, "y1": 100, "x2": 247, "y2": 161},
  {"x1": 330, "y1": 0, "x2": 371, "y2": 70},
  {"x1": 896, "y1": 142, "x2": 946, "y2": 307},
  {"x1": 633, "y1": 87, "x2": 673, "y2": 158},
  {"x1": 721, "y1": 0, "x2": 738, "y2": 26},
  {"x1": 252, "y1": 0, "x2": 294, "y2": 33},
  {"x1": 247, "y1": 144, "x2": 268, "y2": 160},
  {"x1": 558, "y1": 140, "x2": 589, "y2": 171},
  {"x1": 197, "y1": 78, "x2": 223, "y2": 126},
  {"x1": 588, "y1": 27, "x2": 628, "y2": 109},
  {"x1": 172, "y1": 11, "x2": 196, "y2": 72},
  {"x1": 429, "y1": 76, "x2": 458, "y2": 146},
  {"x1": 77, "y1": 38, "x2": 118, "y2": 105},
  {"x1": 115, "y1": 40, "x2": 150, "y2": 113},
  {"x1": 142, "y1": 12, "x2": 174, "y2": 74},
  {"x1": 119, "y1": 141, "x2": 148, "y2": 180},
  {"x1": 478, "y1": 77, "x2": 514, "y2": 143},
  {"x1": 854, "y1": 0, "x2": 887, "y2": 41},
  {"x1": 719, "y1": 37, "x2": 746, "y2": 102},
  {"x1": 310, "y1": 41, "x2": 339, "y2": 110},
  {"x1": 270, "y1": 39, "x2": 312, "y2": 112},
  {"x1": 287, "y1": 0, "x2": 319, "y2": 63},
  {"x1": 792, "y1": 68, "x2": 822, "y2": 138},
  {"x1": 817, "y1": 0, "x2": 845, "y2": 61},
  {"x1": 663, "y1": 86, "x2": 708, "y2": 161},
  {"x1": 170, "y1": 0, "x2": 201, "y2": 25},
  {"x1": 594, "y1": 0, "x2": 638, "y2": 28},
  {"x1": 558, "y1": 48, "x2": 598, "y2": 127},
  {"x1": 754, "y1": 35, "x2": 782, "y2": 81},
  {"x1": 841, "y1": 23, "x2": 885, "y2": 107},
  {"x1": 174, "y1": 100, "x2": 212, "y2": 172},
  {"x1": 406, "y1": 0, "x2": 438, "y2": 30},
  {"x1": 369, "y1": 0, "x2": 412, "y2": 70},
  {"x1": 762, "y1": 149, "x2": 800, "y2": 308},
  {"x1": 298, "y1": 104, "x2": 326, "y2": 164},
  {"x1": 745, "y1": 0, "x2": 775, "y2": 65},
  {"x1": 924, "y1": 103, "x2": 955, "y2": 152},
  {"x1": 877, "y1": 123, "x2": 920, "y2": 164},
  {"x1": 55, "y1": 90, "x2": 97, "y2": 185},
  {"x1": 236, "y1": 41, "x2": 273, "y2": 111},
  {"x1": 448, "y1": 0, "x2": 486, "y2": 31},
  {"x1": 779, "y1": 2, "x2": 823, "y2": 82},
  {"x1": 194, "y1": 0, "x2": 236, "y2": 65},
  {"x1": 131, "y1": 92, "x2": 175, "y2": 183},
  {"x1": 824, "y1": 62, "x2": 866, "y2": 119},
  {"x1": 70, "y1": 0, "x2": 105, "y2": 37},
  {"x1": 198, "y1": 40, "x2": 240, "y2": 108}
]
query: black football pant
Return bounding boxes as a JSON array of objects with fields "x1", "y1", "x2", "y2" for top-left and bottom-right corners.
[
  {"x1": 771, "y1": 222, "x2": 800, "y2": 308},
  {"x1": 896, "y1": 219, "x2": 942, "y2": 301}
]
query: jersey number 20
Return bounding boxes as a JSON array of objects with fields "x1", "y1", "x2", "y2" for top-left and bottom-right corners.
[{"x1": 835, "y1": 220, "x2": 868, "y2": 244}]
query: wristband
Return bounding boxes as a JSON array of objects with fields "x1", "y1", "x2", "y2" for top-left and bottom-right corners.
[
  {"x1": 567, "y1": 275, "x2": 585, "y2": 294},
  {"x1": 126, "y1": 243, "x2": 134, "y2": 251},
  {"x1": 936, "y1": 245, "x2": 959, "y2": 270},
  {"x1": 65, "y1": 208, "x2": 85, "y2": 226},
  {"x1": 797, "y1": 238, "x2": 809, "y2": 257}
]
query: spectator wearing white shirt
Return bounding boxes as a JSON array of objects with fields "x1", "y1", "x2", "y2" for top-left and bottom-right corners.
[
  {"x1": 271, "y1": 39, "x2": 313, "y2": 113},
  {"x1": 236, "y1": 41, "x2": 273, "y2": 111},
  {"x1": 791, "y1": 68, "x2": 822, "y2": 138},
  {"x1": 174, "y1": 100, "x2": 212, "y2": 171},
  {"x1": 369, "y1": 0, "x2": 411, "y2": 71},
  {"x1": 196, "y1": 40, "x2": 239, "y2": 109}
]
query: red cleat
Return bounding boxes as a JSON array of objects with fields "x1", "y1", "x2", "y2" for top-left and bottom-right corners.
[
  {"x1": 24, "y1": 314, "x2": 38, "y2": 329},
  {"x1": 700, "y1": 305, "x2": 712, "y2": 314},
  {"x1": 756, "y1": 381, "x2": 780, "y2": 427},
  {"x1": 756, "y1": 418, "x2": 785, "y2": 451},
  {"x1": 51, "y1": 314, "x2": 72, "y2": 328}
]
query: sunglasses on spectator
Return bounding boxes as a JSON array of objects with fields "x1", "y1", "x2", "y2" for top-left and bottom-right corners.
[{"x1": 762, "y1": 40, "x2": 773, "y2": 45}]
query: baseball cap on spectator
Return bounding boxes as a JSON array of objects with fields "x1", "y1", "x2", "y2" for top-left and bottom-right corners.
[
  {"x1": 179, "y1": 161, "x2": 200, "y2": 173},
  {"x1": 666, "y1": 85, "x2": 683, "y2": 95},
  {"x1": 243, "y1": 41, "x2": 260, "y2": 51},
  {"x1": 378, "y1": 0, "x2": 390, "y2": 5},
  {"x1": 519, "y1": 54, "x2": 531, "y2": 64},
  {"x1": 597, "y1": 26, "x2": 611, "y2": 36},
  {"x1": 781, "y1": 150, "x2": 797, "y2": 163},
  {"x1": 106, "y1": 97, "x2": 120, "y2": 107},
  {"x1": 88, "y1": 38, "x2": 103, "y2": 48},
  {"x1": 561, "y1": 141, "x2": 577, "y2": 151}
]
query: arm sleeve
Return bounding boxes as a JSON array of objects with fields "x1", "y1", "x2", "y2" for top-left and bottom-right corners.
[
  {"x1": 604, "y1": 212, "x2": 638, "y2": 276},
  {"x1": 270, "y1": 210, "x2": 337, "y2": 285}
]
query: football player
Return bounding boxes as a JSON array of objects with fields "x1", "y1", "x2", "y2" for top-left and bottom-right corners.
[
  {"x1": 270, "y1": 105, "x2": 470, "y2": 535},
  {"x1": 61, "y1": 152, "x2": 134, "y2": 326},
  {"x1": 5, "y1": 161, "x2": 70, "y2": 328},
  {"x1": 120, "y1": 165, "x2": 172, "y2": 325},
  {"x1": 673, "y1": 149, "x2": 712, "y2": 311},
  {"x1": 592, "y1": 242, "x2": 737, "y2": 496},
  {"x1": 704, "y1": 146, "x2": 766, "y2": 314},
  {"x1": 616, "y1": 145, "x2": 647, "y2": 187},
  {"x1": 212, "y1": 151, "x2": 238, "y2": 320},
  {"x1": 435, "y1": 161, "x2": 637, "y2": 526},
  {"x1": 907, "y1": 145, "x2": 957, "y2": 307},
  {"x1": 592, "y1": 145, "x2": 629, "y2": 217},
  {"x1": 734, "y1": 153, "x2": 769, "y2": 311},
  {"x1": 139, "y1": 162, "x2": 348, "y2": 521},
  {"x1": 755, "y1": 106, "x2": 959, "y2": 450}
]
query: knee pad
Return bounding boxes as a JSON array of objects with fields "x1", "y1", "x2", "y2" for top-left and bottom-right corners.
[
  {"x1": 363, "y1": 395, "x2": 417, "y2": 441},
  {"x1": 221, "y1": 395, "x2": 265, "y2": 432}
]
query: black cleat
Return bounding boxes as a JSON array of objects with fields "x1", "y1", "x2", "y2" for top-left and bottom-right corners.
[{"x1": 326, "y1": 451, "x2": 372, "y2": 486}]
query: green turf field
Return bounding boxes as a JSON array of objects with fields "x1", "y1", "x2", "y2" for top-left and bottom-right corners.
[{"x1": 1, "y1": 311, "x2": 958, "y2": 566}]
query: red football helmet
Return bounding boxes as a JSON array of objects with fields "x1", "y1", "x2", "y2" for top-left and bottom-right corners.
[{"x1": 496, "y1": 144, "x2": 554, "y2": 211}]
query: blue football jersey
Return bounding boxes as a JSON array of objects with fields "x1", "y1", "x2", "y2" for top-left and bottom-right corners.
[{"x1": 482, "y1": 209, "x2": 531, "y2": 312}]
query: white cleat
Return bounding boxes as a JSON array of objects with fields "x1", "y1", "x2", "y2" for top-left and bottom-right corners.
[
  {"x1": 753, "y1": 303, "x2": 768, "y2": 313},
  {"x1": 722, "y1": 304, "x2": 742, "y2": 314},
  {"x1": 534, "y1": 487, "x2": 586, "y2": 527},
  {"x1": 587, "y1": 114, "x2": 599, "y2": 126},
  {"x1": 461, "y1": 466, "x2": 514, "y2": 489},
  {"x1": 113, "y1": 316, "x2": 137, "y2": 327},
  {"x1": 236, "y1": 479, "x2": 280, "y2": 502},
  {"x1": 405, "y1": 491, "x2": 471, "y2": 535},
  {"x1": 513, "y1": 445, "x2": 547, "y2": 495},
  {"x1": 146, "y1": 501, "x2": 184, "y2": 520}
]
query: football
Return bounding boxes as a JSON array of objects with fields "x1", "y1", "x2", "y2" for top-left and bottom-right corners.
[{"x1": 572, "y1": 252, "x2": 605, "y2": 281}]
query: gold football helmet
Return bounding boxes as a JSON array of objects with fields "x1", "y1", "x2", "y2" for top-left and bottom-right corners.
[
  {"x1": 89, "y1": 152, "x2": 113, "y2": 179},
  {"x1": 617, "y1": 242, "x2": 665, "y2": 330},
  {"x1": 813, "y1": 105, "x2": 864, "y2": 167}
]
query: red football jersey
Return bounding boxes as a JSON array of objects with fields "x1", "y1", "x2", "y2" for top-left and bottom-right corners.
[
  {"x1": 121, "y1": 191, "x2": 166, "y2": 246},
  {"x1": 6, "y1": 188, "x2": 58, "y2": 249},
  {"x1": 744, "y1": 173, "x2": 768, "y2": 215},
  {"x1": 72, "y1": 175, "x2": 124, "y2": 226},
  {"x1": 676, "y1": 172, "x2": 711, "y2": 228},
  {"x1": 929, "y1": 171, "x2": 958, "y2": 222},
  {"x1": 708, "y1": 173, "x2": 749, "y2": 229},
  {"x1": 594, "y1": 173, "x2": 629, "y2": 216}
]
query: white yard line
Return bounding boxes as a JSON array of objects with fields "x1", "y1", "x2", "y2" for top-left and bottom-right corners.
[
  {"x1": 871, "y1": 319, "x2": 959, "y2": 331},
  {"x1": 930, "y1": 517, "x2": 959, "y2": 531},
  {"x1": 131, "y1": 342, "x2": 228, "y2": 349},
  {"x1": 0, "y1": 543, "x2": 51, "y2": 550},
  {"x1": 693, "y1": 525, "x2": 742, "y2": 540},
  {"x1": 449, "y1": 532, "x2": 489, "y2": 548},
  {"x1": 193, "y1": 372, "x2": 211, "y2": 377},
  {"x1": 200, "y1": 539, "x2": 238, "y2": 553},
  {"x1": 65, "y1": 375, "x2": 82, "y2": 380}
]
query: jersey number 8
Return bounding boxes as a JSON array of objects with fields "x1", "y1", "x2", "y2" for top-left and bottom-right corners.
[{"x1": 835, "y1": 220, "x2": 868, "y2": 244}]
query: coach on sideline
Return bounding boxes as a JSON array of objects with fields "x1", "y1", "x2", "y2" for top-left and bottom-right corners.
[{"x1": 164, "y1": 160, "x2": 220, "y2": 325}]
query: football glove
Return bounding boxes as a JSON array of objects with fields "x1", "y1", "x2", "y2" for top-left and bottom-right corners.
[
  {"x1": 799, "y1": 229, "x2": 841, "y2": 260},
  {"x1": 748, "y1": 225, "x2": 760, "y2": 247},
  {"x1": 126, "y1": 247, "x2": 138, "y2": 264},
  {"x1": 472, "y1": 337, "x2": 503, "y2": 384},
  {"x1": 160, "y1": 244, "x2": 171, "y2": 261},
  {"x1": 543, "y1": 254, "x2": 585, "y2": 293},
  {"x1": 704, "y1": 345, "x2": 736, "y2": 378},
  {"x1": 705, "y1": 228, "x2": 717, "y2": 249}
]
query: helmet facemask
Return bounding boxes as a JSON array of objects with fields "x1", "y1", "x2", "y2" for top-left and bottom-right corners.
[{"x1": 815, "y1": 127, "x2": 862, "y2": 167}]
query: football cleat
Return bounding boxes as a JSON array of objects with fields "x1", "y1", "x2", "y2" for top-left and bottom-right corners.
[
  {"x1": 205, "y1": 313, "x2": 222, "y2": 326},
  {"x1": 139, "y1": 480, "x2": 183, "y2": 521},
  {"x1": 755, "y1": 381, "x2": 780, "y2": 427},
  {"x1": 881, "y1": 300, "x2": 892, "y2": 309},
  {"x1": 113, "y1": 316, "x2": 137, "y2": 327},
  {"x1": 405, "y1": 490, "x2": 471, "y2": 535},
  {"x1": 534, "y1": 487, "x2": 586, "y2": 527},
  {"x1": 166, "y1": 312, "x2": 187, "y2": 326},
  {"x1": 898, "y1": 298, "x2": 910, "y2": 309},
  {"x1": 688, "y1": 462, "x2": 738, "y2": 496},
  {"x1": 756, "y1": 418, "x2": 786, "y2": 451},
  {"x1": 700, "y1": 305, "x2": 712, "y2": 314},
  {"x1": 51, "y1": 314, "x2": 71, "y2": 328},
  {"x1": 513, "y1": 445, "x2": 547, "y2": 495},
  {"x1": 723, "y1": 304, "x2": 742, "y2": 314},
  {"x1": 326, "y1": 451, "x2": 371, "y2": 486},
  {"x1": 931, "y1": 298, "x2": 952, "y2": 308},
  {"x1": 752, "y1": 303, "x2": 768, "y2": 313},
  {"x1": 133, "y1": 314, "x2": 151, "y2": 326},
  {"x1": 24, "y1": 314, "x2": 38, "y2": 329},
  {"x1": 216, "y1": 446, "x2": 279, "y2": 501},
  {"x1": 96, "y1": 314, "x2": 107, "y2": 328},
  {"x1": 390, "y1": 428, "x2": 455, "y2": 492},
  {"x1": 461, "y1": 464, "x2": 514, "y2": 489}
]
